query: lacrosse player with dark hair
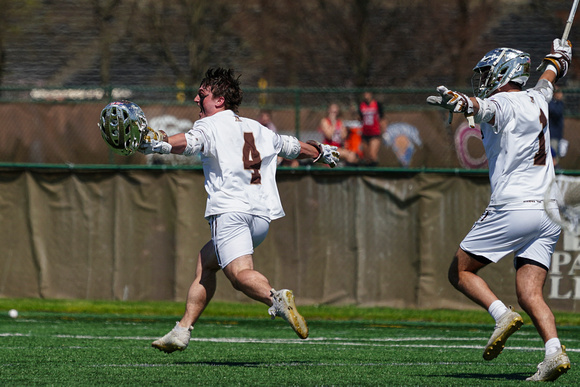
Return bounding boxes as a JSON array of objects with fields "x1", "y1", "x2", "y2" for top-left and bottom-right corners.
[
  {"x1": 427, "y1": 39, "x2": 572, "y2": 382},
  {"x1": 139, "y1": 68, "x2": 339, "y2": 352}
]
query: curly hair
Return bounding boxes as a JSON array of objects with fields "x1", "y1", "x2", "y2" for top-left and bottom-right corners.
[{"x1": 200, "y1": 68, "x2": 243, "y2": 113}]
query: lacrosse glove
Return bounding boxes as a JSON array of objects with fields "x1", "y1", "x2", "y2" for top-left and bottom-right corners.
[
  {"x1": 426, "y1": 86, "x2": 474, "y2": 115},
  {"x1": 538, "y1": 38, "x2": 572, "y2": 80},
  {"x1": 307, "y1": 140, "x2": 339, "y2": 168},
  {"x1": 138, "y1": 127, "x2": 172, "y2": 155}
]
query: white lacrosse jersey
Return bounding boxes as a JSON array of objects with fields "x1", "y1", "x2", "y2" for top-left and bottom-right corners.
[
  {"x1": 483, "y1": 88, "x2": 556, "y2": 209},
  {"x1": 189, "y1": 110, "x2": 285, "y2": 220}
]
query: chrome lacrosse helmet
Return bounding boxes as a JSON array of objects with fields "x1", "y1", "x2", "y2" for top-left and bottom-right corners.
[
  {"x1": 98, "y1": 100, "x2": 147, "y2": 156},
  {"x1": 471, "y1": 48, "x2": 531, "y2": 98}
]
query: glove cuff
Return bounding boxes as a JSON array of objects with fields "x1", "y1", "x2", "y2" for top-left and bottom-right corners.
[
  {"x1": 543, "y1": 56, "x2": 568, "y2": 80},
  {"x1": 160, "y1": 130, "x2": 169, "y2": 143},
  {"x1": 306, "y1": 140, "x2": 323, "y2": 163},
  {"x1": 146, "y1": 127, "x2": 169, "y2": 142}
]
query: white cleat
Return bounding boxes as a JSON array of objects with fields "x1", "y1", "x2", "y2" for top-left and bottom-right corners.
[
  {"x1": 526, "y1": 345, "x2": 571, "y2": 382},
  {"x1": 483, "y1": 305, "x2": 523, "y2": 360},
  {"x1": 152, "y1": 322, "x2": 193, "y2": 353},
  {"x1": 268, "y1": 288, "x2": 309, "y2": 339}
]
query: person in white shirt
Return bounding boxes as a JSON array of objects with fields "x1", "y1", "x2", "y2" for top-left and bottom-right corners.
[
  {"x1": 427, "y1": 39, "x2": 572, "y2": 382},
  {"x1": 139, "y1": 68, "x2": 339, "y2": 352}
]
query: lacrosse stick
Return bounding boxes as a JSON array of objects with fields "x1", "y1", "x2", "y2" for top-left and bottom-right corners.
[
  {"x1": 544, "y1": 175, "x2": 580, "y2": 234},
  {"x1": 448, "y1": 112, "x2": 475, "y2": 128},
  {"x1": 537, "y1": 0, "x2": 579, "y2": 72},
  {"x1": 562, "y1": 0, "x2": 579, "y2": 42}
]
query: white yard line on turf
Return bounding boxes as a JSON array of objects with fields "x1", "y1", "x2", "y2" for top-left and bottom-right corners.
[{"x1": 1, "y1": 332, "x2": 579, "y2": 353}]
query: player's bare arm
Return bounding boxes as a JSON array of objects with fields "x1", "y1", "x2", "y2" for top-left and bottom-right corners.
[
  {"x1": 297, "y1": 140, "x2": 326, "y2": 160},
  {"x1": 167, "y1": 133, "x2": 188, "y2": 154},
  {"x1": 278, "y1": 134, "x2": 340, "y2": 167}
]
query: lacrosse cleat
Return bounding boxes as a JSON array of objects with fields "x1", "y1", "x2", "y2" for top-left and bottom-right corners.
[
  {"x1": 483, "y1": 305, "x2": 523, "y2": 360},
  {"x1": 152, "y1": 322, "x2": 193, "y2": 353},
  {"x1": 526, "y1": 345, "x2": 571, "y2": 382},
  {"x1": 268, "y1": 288, "x2": 309, "y2": 339}
]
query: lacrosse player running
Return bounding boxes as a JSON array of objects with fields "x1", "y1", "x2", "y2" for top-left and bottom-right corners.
[
  {"x1": 140, "y1": 68, "x2": 339, "y2": 351},
  {"x1": 427, "y1": 39, "x2": 572, "y2": 382}
]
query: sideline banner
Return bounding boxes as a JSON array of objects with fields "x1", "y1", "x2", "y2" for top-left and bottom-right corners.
[
  {"x1": 0, "y1": 169, "x2": 577, "y2": 312},
  {"x1": 546, "y1": 175, "x2": 580, "y2": 309}
]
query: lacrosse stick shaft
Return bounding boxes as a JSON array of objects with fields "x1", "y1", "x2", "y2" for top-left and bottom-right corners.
[
  {"x1": 562, "y1": 0, "x2": 580, "y2": 41},
  {"x1": 448, "y1": 112, "x2": 475, "y2": 128},
  {"x1": 537, "y1": 0, "x2": 579, "y2": 72}
]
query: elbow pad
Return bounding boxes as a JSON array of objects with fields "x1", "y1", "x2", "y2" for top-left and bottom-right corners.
[
  {"x1": 278, "y1": 135, "x2": 301, "y2": 159},
  {"x1": 183, "y1": 130, "x2": 204, "y2": 156},
  {"x1": 532, "y1": 78, "x2": 555, "y2": 101},
  {"x1": 474, "y1": 97, "x2": 496, "y2": 124}
]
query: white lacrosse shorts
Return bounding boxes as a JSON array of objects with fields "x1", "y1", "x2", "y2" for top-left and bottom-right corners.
[
  {"x1": 209, "y1": 212, "x2": 270, "y2": 269},
  {"x1": 460, "y1": 207, "x2": 561, "y2": 269}
]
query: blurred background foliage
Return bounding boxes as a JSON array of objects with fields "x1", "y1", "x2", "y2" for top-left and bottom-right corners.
[{"x1": 1, "y1": 0, "x2": 578, "y2": 90}]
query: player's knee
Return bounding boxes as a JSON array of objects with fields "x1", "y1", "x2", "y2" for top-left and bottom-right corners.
[
  {"x1": 229, "y1": 277, "x2": 243, "y2": 291},
  {"x1": 448, "y1": 257, "x2": 460, "y2": 288},
  {"x1": 224, "y1": 269, "x2": 245, "y2": 291},
  {"x1": 516, "y1": 288, "x2": 541, "y2": 311}
]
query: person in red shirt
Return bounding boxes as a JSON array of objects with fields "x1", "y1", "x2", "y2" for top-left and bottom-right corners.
[
  {"x1": 358, "y1": 91, "x2": 387, "y2": 166},
  {"x1": 318, "y1": 103, "x2": 358, "y2": 166}
]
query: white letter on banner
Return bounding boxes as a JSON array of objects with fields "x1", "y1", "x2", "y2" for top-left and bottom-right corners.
[
  {"x1": 551, "y1": 252, "x2": 572, "y2": 275},
  {"x1": 574, "y1": 277, "x2": 580, "y2": 300},
  {"x1": 563, "y1": 229, "x2": 580, "y2": 251},
  {"x1": 568, "y1": 254, "x2": 580, "y2": 275},
  {"x1": 549, "y1": 276, "x2": 572, "y2": 299}
]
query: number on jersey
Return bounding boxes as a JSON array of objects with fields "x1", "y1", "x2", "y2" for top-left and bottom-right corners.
[
  {"x1": 533, "y1": 110, "x2": 547, "y2": 166},
  {"x1": 243, "y1": 133, "x2": 262, "y2": 184}
]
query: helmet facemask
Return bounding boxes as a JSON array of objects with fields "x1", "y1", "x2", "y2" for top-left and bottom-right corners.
[
  {"x1": 471, "y1": 48, "x2": 531, "y2": 98},
  {"x1": 99, "y1": 100, "x2": 148, "y2": 156},
  {"x1": 471, "y1": 67, "x2": 492, "y2": 99}
]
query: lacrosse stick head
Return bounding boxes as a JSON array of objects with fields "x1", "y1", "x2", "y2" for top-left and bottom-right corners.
[
  {"x1": 544, "y1": 175, "x2": 580, "y2": 234},
  {"x1": 472, "y1": 48, "x2": 531, "y2": 98},
  {"x1": 98, "y1": 100, "x2": 148, "y2": 156}
]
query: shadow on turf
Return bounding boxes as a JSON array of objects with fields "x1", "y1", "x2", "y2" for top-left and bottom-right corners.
[
  {"x1": 175, "y1": 361, "x2": 312, "y2": 367},
  {"x1": 445, "y1": 372, "x2": 529, "y2": 381}
]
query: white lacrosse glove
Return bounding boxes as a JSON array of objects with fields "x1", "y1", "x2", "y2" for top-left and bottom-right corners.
[
  {"x1": 307, "y1": 140, "x2": 339, "y2": 168},
  {"x1": 138, "y1": 127, "x2": 172, "y2": 155},
  {"x1": 537, "y1": 38, "x2": 572, "y2": 79},
  {"x1": 427, "y1": 86, "x2": 476, "y2": 127},
  {"x1": 426, "y1": 86, "x2": 474, "y2": 115}
]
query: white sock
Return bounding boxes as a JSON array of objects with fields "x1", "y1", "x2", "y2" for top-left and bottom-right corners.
[
  {"x1": 545, "y1": 338, "x2": 561, "y2": 357},
  {"x1": 488, "y1": 300, "x2": 509, "y2": 322},
  {"x1": 174, "y1": 322, "x2": 192, "y2": 332}
]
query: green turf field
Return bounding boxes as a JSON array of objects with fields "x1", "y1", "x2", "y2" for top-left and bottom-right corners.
[{"x1": 0, "y1": 299, "x2": 577, "y2": 385}]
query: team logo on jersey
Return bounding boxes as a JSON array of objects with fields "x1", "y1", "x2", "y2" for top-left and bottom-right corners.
[{"x1": 382, "y1": 122, "x2": 422, "y2": 167}]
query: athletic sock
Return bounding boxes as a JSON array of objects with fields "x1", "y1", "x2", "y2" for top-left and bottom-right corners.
[
  {"x1": 174, "y1": 324, "x2": 192, "y2": 332},
  {"x1": 488, "y1": 300, "x2": 509, "y2": 322},
  {"x1": 545, "y1": 337, "x2": 561, "y2": 357}
]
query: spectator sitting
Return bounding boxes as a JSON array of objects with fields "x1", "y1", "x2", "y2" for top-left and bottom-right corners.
[{"x1": 318, "y1": 103, "x2": 359, "y2": 166}]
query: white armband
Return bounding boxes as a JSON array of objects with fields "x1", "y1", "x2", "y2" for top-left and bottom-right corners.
[
  {"x1": 278, "y1": 135, "x2": 301, "y2": 159},
  {"x1": 183, "y1": 130, "x2": 204, "y2": 156},
  {"x1": 474, "y1": 97, "x2": 496, "y2": 124}
]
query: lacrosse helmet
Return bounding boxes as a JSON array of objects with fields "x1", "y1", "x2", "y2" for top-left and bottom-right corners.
[
  {"x1": 471, "y1": 48, "x2": 531, "y2": 98},
  {"x1": 99, "y1": 100, "x2": 147, "y2": 156}
]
